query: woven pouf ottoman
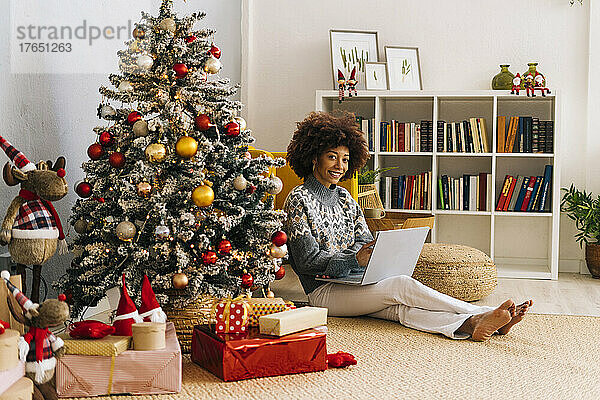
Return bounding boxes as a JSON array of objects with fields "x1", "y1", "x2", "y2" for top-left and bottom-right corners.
[{"x1": 412, "y1": 243, "x2": 497, "y2": 301}]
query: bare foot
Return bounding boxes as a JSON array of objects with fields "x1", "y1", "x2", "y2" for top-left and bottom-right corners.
[
  {"x1": 497, "y1": 300, "x2": 533, "y2": 335},
  {"x1": 459, "y1": 299, "x2": 513, "y2": 341}
]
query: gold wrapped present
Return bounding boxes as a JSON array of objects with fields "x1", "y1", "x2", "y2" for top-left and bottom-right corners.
[
  {"x1": 246, "y1": 297, "x2": 294, "y2": 326},
  {"x1": 59, "y1": 334, "x2": 131, "y2": 357},
  {"x1": 259, "y1": 307, "x2": 328, "y2": 336}
]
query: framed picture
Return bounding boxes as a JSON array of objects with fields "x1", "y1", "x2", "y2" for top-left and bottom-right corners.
[
  {"x1": 365, "y1": 62, "x2": 388, "y2": 90},
  {"x1": 385, "y1": 46, "x2": 422, "y2": 90},
  {"x1": 330, "y1": 30, "x2": 379, "y2": 90}
]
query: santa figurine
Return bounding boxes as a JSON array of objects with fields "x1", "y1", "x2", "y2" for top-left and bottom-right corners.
[
  {"x1": 337, "y1": 69, "x2": 346, "y2": 104},
  {"x1": 138, "y1": 275, "x2": 167, "y2": 323},
  {"x1": 511, "y1": 73, "x2": 521, "y2": 95},
  {"x1": 347, "y1": 66, "x2": 358, "y2": 97},
  {"x1": 534, "y1": 72, "x2": 551, "y2": 97},
  {"x1": 112, "y1": 274, "x2": 143, "y2": 336},
  {"x1": 524, "y1": 72, "x2": 535, "y2": 97}
]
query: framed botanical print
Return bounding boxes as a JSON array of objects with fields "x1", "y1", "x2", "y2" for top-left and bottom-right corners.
[
  {"x1": 330, "y1": 30, "x2": 379, "y2": 90},
  {"x1": 365, "y1": 62, "x2": 388, "y2": 90},
  {"x1": 385, "y1": 46, "x2": 422, "y2": 90}
]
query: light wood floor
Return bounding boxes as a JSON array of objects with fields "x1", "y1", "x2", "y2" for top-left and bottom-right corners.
[{"x1": 271, "y1": 272, "x2": 600, "y2": 317}]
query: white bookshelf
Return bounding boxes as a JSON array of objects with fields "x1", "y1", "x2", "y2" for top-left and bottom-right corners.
[{"x1": 316, "y1": 90, "x2": 560, "y2": 280}]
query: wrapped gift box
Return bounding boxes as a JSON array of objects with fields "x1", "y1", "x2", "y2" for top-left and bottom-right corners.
[
  {"x1": 56, "y1": 322, "x2": 181, "y2": 397},
  {"x1": 259, "y1": 307, "x2": 328, "y2": 336},
  {"x1": 59, "y1": 334, "x2": 131, "y2": 356},
  {"x1": 191, "y1": 324, "x2": 327, "y2": 381},
  {"x1": 0, "y1": 377, "x2": 32, "y2": 400},
  {"x1": 246, "y1": 297, "x2": 294, "y2": 326},
  {"x1": 0, "y1": 360, "x2": 24, "y2": 396},
  {"x1": 214, "y1": 298, "x2": 250, "y2": 334}
]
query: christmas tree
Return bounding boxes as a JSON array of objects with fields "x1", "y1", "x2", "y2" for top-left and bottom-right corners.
[{"x1": 58, "y1": 0, "x2": 287, "y2": 318}]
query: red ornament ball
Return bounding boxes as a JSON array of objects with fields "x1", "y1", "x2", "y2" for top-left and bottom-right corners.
[
  {"x1": 173, "y1": 63, "x2": 188, "y2": 78},
  {"x1": 75, "y1": 182, "x2": 92, "y2": 198},
  {"x1": 109, "y1": 152, "x2": 126, "y2": 168},
  {"x1": 96, "y1": 197, "x2": 105, "y2": 203},
  {"x1": 271, "y1": 230, "x2": 287, "y2": 247},
  {"x1": 99, "y1": 131, "x2": 115, "y2": 147},
  {"x1": 209, "y1": 44, "x2": 221, "y2": 59},
  {"x1": 274, "y1": 266, "x2": 286, "y2": 280},
  {"x1": 217, "y1": 239, "x2": 232, "y2": 254},
  {"x1": 246, "y1": 185, "x2": 256, "y2": 194},
  {"x1": 58, "y1": 293, "x2": 67, "y2": 302},
  {"x1": 185, "y1": 35, "x2": 196, "y2": 43},
  {"x1": 225, "y1": 121, "x2": 240, "y2": 137},
  {"x1": 194, "y1": 114, "x2": 211, "y2": 131},
  {"x1": 202, "y1": 250, "x2": 217, "y2": 265},
  {"x1": 127, "y1": 111, "x2": 142, "y2": 125},
  {"x1": 240, "y1": 273, "x2": 253, "y2": 289},
  {"x1": 87, "y1": 143, "x2": 104, "y2": 160}
]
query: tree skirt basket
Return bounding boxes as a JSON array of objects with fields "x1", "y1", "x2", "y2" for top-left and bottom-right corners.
[
  {"x1": 165, "y1": 295, "x2": 216, "y2": 353},
  {"x1": 358, "y1": 184, "x2": 383, "y2": 210}
]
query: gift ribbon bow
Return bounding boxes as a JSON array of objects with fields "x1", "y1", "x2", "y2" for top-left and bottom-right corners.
[{"x1": 211, "y1": 296, "x2": 250, "y2": 332}]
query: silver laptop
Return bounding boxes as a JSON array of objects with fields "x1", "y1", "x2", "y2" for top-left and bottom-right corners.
[{"x1": 315, "y1": 227, "x2": 429, "y2": 285}]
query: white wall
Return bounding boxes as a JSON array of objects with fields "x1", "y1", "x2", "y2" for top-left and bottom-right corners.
[
  {"x1": 0, "y1": 0, "x2": 241, "y2": 296},
  {"x1": 243, "y1": 0, "x2": 591, "y2": 272}
]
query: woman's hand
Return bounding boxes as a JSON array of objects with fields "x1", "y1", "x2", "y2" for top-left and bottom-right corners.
[{"x1": 356, "y1": 240, "x2": 376, "y2": 267}]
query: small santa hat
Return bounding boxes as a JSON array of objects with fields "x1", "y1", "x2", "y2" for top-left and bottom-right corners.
[
  {"x1": 138, "y1": 275, "x2": 167, "y2": 323},
  {"x1": 0, "y1": 135, "x2": 36, "y2": 172},
  {"x1": 1, "y1": 270, "x2": 39, "y2": 318},
  {"x1": 112, "y1": 274, "x2": 142, "y2": 336},
  {"x1": 337, "y1": 69, "x2": 345, "y2": 81},
  {"x1": 349, "y1": 66, "x2": 357, "y2": 81}
]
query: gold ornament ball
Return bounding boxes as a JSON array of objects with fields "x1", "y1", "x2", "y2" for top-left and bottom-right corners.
[
  {"x1": 234, "y1": 117, "x2": 247, "y2": 131},
  {"x1": 192, "y1": 185, "x2": 214, "y2": 207},
  {"x1": 266, "y1": 290, "x2": 275, "y2": 298},
  {"x1": 129, "y1": 40, "x2": 140, "y2": 51},
  {"x1": 172, "y1": 272, "x2": 189, "y2": 289},
  {"x1": 137, "y1": 181, "x2": 152, "y2": 198},
  {"x1": 118, "y1": 80, "x2": 133, "y2": 92},
  {"x1": 175, "y1": 136, "x2": 198, "y2": 159},
  {"x1": 159, "y1": 18, "x2": 176, "y2": 33},
  {"x1": 204, "y1": 57, "x2": 222, "y2": 74},
  {"x1": 116, "y1": 221, "x2": 136, "y2": 241},
  {"x1": 74, "y1": 219, "x2": 89, "y2": 234},
  {"x1": 145, "y1": 143, "x2": 167, "y2": 163},
  {"x1": 270, "y1": 243, "x2": 287, "y2": 258},
  {"x1": 133, "y1": 120, "x2": 149, "y2": 137},
  {"x1": 132, "y1": 27, "x2": 145, "y2": 39}
]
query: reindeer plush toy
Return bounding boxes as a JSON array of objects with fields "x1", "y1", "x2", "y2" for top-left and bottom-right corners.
[{"x1": 0, "y1": 135, "x2": 68, "y2": 303}]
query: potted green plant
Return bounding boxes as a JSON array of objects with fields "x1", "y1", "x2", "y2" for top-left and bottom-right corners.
[
  {"x1": 357, "y1": 166, "x2": 398, "y2": 210},
  {"x1": 561, "y1": 184, "x2": 600, "y2": 278}
]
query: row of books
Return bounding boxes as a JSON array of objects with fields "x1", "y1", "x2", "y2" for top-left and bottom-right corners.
[
  {"x1": 497, "y1": 116, "x2": 554, "y2": 153},
  {"x1": 379, "y1": 120, "x2": 434, "y2": 153},
  {"x1": 357, "y1": 116, "x2": 375, "y2": 152},
  {"x1": 436, "y1": 118, "x2": 491, "y2": 153},
  {"x1": 380, "y1": 172, "x2": 432, "y2": 210},
  {"x1": 438, "y1": 173, "x2": 492, "y2": 211},
  {"x1": 495, "y1": 165, "x2": 553, "y2": 212}
]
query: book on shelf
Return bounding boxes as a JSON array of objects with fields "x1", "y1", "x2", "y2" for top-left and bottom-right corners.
[
  {"x1": 495, "y1": 165, "x2": 553, "y2": 212},
  {"x1": 356, "y1": 116, "x2": 375, "y2": 152},
  {"x1": 438, "y1": 172, "x2": 492, "y2": 211},
  {"x1": 380, "y1": 172, "x2": 432, "y2": 210},
  {"x1": 497, "y1": 116, "x2": 554, "y2": 153},
  {"x1": 378, "y1": 120, "x2": 433, "y2": 152},
  {"x1": 437, "y1": 118, "x2": 489, "y2": 153}
]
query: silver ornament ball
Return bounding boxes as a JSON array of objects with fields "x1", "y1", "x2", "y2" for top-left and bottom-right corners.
[
  {"x1": 234, "y1": 117, "x2": 247, "y2": 131},
  {"x1": 133, "y1": 120, "x2": 149, "y2": 137},
  {"x1": 118, "y1": 80, "x2": 133, "y2": 92},
  {"x1": 100, "y1": 105, "x2": 116, "y2": 118},
  {"x1": 136, "y1": 54, "x2": 154, "y2": 70},
  {"x1": 233, "y1": 175, "x2": 248, "y2": 191},
  {"x1": 267, "y1": 176, "x2": 283, "y2": 195},
  {"x1": 155, "y1": 225, "x2": 171, "y2": 240},
  {"x1": 159, "y1": 18, "x2": 176, "y2": 33},
  {"x1": 204, "y1": 56, "x2": 222, "y2": 74},
  {"x1": 116, "y1": 221, "x2": 137, "y2": 241}
]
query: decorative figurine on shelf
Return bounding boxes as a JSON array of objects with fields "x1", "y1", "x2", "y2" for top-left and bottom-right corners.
[
  {"x1": 337, "y1": 69, "x2": 346, "y2": 104},
  {"x1": 534, "y1": 72, "x2": 551, "y2": 97},
  {"x1": 2, "y1": 270, "x2": 69, "y2": 398},
  {"x1": 0, "y1": 135, "x2": 68, "y2": 303},
  {"x1": 347, "y1": 66, "x2": 358, "y2": 97},
  {"x1": 523, "y1": 72, "x2": 535, "y2": 97},
  {"x1": 511, "y1": 73, "x2": 521, "y2": 95}
]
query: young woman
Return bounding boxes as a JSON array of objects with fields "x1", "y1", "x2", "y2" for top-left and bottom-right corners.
[{"x1": 284, "y1": 111, "x2": 531, "y2": 341}]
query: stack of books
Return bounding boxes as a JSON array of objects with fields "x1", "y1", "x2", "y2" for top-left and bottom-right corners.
[
  {"x1": 495, "y1": 165, "x2": 553, "y2": 212},
  {"x1": 496, "y1": 116, "x2": 554, "y2": 153},
  {"x1": 437, "y1": 173, "x2": 492, "y2": 211},
  {"x1": 436, "y1": 118, "x2": 490, "y2": 153},
  {"x1": 380, "y1": 172, "x2": 432, "y2": 210},
  {"x1": 379, "y1": 120, "x2": 433, "y2": 152},
  {"x1": 356, "y1": 116, "x2": 375, "y2": 152}
]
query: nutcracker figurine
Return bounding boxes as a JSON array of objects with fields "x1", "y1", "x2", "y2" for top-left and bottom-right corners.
[
  {"x1": 534, "y1": 72, "x2": 551, "y2": 97},
  {"x1": 511, "y1": 73, "x2": 521, "y2": 95},
  {"x1": 337, "y1": 69, "x2": 346, "y2": 104},
  {"x1": 524, "y1": 72, "x2": 535, "y2": 97},
  {"x1": 347, "y1": 66, "x2": 358, "y2": 97}
]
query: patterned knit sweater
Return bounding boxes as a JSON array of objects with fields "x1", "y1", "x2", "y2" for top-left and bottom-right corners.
[{"x1": 284, "y1": 175, "x2": 374, "y2": 294}]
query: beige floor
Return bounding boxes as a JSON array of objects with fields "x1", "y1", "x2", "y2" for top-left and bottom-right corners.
[{"x1": 271, "y1": 270, "x2": 600, "y2": 317}]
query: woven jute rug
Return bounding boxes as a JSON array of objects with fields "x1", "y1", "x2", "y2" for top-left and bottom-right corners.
[{"x1": 67, "y1": 314, "x2": 600, "y2": 400}]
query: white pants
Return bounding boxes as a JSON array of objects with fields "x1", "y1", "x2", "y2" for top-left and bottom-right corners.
[{"x1": 308, "y1": 275, "x2": 495, "y2": 339}]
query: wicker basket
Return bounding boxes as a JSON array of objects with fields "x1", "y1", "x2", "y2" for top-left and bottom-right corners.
[
  {"x1": 358, "y1": 184, "x2": 383, "y2": 210},
  {"x1": 164, "y1": 295, "x2": 216, "y2": 353}
]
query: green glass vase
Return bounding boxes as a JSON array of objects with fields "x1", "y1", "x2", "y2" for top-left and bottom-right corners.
[
  {"x1": 520, "y1": 63, "x2": 538, "y2": 88},
  {"x1": 492, "y1": 64, "x2": 515, "y2": 90}
]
